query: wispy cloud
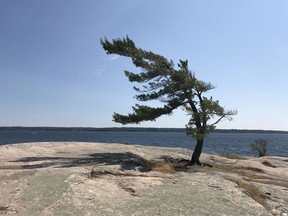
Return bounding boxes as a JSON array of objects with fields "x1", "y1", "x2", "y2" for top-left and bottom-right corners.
[
  {"x1": 107, "y1": 54, "x2": 120, "y2": 61},
  {"x1": 96, "y1": 68, "x2": 105, "y2": 76},
  {"x1": 94, "y1": 65, "x2": 106, "y2": 76},
  {"x1": 95, "y1": 53, "x2": 120, "y2": 76}
]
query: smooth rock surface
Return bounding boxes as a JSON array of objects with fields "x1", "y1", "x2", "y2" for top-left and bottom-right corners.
[{"x1": 0, "y1": 142, "x2": 287, "y2": 215}]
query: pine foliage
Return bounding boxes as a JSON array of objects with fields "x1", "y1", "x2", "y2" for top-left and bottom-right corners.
[{"x1": 101, "y1": 36, "x2": 237, "y2": 140}]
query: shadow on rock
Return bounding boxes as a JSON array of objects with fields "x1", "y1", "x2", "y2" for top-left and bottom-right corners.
[{"x1": 10, "y1": 152, "x2": 152, "y2": 171}]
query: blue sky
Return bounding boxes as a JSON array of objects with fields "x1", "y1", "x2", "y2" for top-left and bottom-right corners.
[{"x1": 0, "y1": 0, "x2": 288, "y2": 130}]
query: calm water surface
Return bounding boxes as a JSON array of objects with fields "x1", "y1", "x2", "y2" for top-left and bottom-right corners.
[{"x1": 0, "y1": 130, "x2": 287, "y2": 157}]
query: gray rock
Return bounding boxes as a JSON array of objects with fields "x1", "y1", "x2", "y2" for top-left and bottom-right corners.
[{"x1": 0, "y1": 142, "x2": 287, "y2": 216}]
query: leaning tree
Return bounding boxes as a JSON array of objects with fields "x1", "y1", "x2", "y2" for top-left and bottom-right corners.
[{"x1": 101, "y1": 36, "x2": 237, "y2": 165}]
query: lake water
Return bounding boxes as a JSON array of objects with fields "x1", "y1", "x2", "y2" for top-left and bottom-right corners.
[{"x1": 0, "y1": 129, "x2": 287, "y2": 157}]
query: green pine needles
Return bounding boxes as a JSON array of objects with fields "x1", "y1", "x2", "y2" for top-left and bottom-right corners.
[{"x1": 101, "y1": 36, "x2": 237, "y2": 165}]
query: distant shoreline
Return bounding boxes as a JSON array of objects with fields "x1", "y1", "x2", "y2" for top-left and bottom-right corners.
[{"x1": 1, "y1": 126, "x2": 288, "y2": 134}]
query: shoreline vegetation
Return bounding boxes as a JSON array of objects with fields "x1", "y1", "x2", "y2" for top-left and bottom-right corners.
[{"x1": 1, "y1": 126, "x2": 288, "y2": 134}]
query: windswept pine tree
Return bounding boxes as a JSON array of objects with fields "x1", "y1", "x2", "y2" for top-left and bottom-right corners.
[{"x1": 101, "y1": 36, "x2": 237, "y2": 165}]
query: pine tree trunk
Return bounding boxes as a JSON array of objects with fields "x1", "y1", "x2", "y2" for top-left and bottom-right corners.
[{"x1": 190, "y1": 139, "x2": 204, "y2": 165}]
